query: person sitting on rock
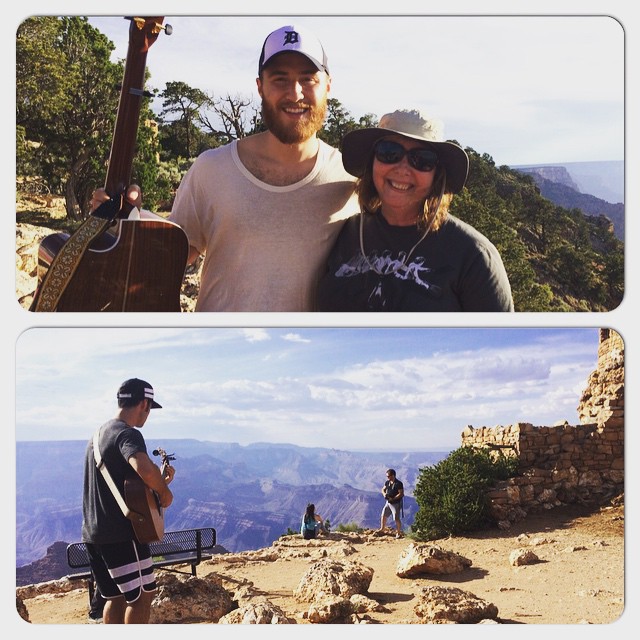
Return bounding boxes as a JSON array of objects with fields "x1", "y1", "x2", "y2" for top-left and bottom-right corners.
[{"x1": 301, "y1": 503, "x2": 325, "y2": 539}]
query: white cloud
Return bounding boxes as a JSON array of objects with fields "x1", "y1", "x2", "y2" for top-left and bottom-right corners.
[
  {"x1": 282, "y1": 333, "x2": 311, "y2": 343},
  {"x1": 242, "y1": 328, "x2": 271, "y2": 342},
  {"x1": 15, "y1": 327, "x2": 599, "y2": 450}
]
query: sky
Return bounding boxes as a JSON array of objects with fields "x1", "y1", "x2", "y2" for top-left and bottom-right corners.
[
  {"x1": 15, "y1": 327, "x2": 601, "y2": 451},
  {"x1": 76, "y1": 13, "x2": 625, "y2": 167}
]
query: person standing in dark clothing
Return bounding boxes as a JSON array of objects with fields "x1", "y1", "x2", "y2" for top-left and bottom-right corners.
[
  {"x1": 81, "y1": 378, "x2": 175, "y2": 624},
  {"x1": 380, "y1": 468, "x2": 404, "y2": 538}
]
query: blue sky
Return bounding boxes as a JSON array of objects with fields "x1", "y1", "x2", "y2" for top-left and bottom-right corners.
[
  {"x1": 80, "y1": 13, "x2": 624, "y2": 167},
  {"x1": 16, "y1": 327, "x2": 601, "y2": 451}
]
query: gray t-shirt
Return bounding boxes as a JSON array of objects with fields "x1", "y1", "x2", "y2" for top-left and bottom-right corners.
[
  {"x1": 169, "y1": 139, "x2": 358, "y2": 311},
  {"x1": 317, "y1": 211, "x2": 514, "y2": 312},
  {"x1": 81, "y1": 419, "x2": 147, "y2": 544}
]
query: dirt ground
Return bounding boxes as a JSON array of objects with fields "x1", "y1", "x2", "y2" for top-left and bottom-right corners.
[{"x1": 21, "y1": 499, "x2": 624, "y2": 626}]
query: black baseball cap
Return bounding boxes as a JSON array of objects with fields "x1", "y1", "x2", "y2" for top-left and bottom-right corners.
[{"x1": 117, "y1": 378, "x2": 162, "y2": 408}]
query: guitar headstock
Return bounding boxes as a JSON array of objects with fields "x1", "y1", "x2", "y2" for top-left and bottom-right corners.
[
  {"x1": 152, "y1": 447, "x2": 176, "y2": 464},
  {"x1": 125, "y1": 16, "x2": 172, "y2": 52}
]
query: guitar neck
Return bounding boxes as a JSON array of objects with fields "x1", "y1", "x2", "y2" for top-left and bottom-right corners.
[
  {"x1": 105, "y1": 17, "x2": 165, "y2": 200},
  {"x1": 155, "y1": 448, "x2": 174, "y2": 478}
]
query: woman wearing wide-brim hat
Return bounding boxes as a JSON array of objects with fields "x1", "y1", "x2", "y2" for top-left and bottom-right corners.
[{"x1": 316, "y1": 109, "x2": 514, "y2": 312}]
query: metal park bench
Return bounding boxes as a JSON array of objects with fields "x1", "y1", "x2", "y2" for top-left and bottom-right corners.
[{"x1": 66, "y1": 527, "x2": 217, "y2": 603}]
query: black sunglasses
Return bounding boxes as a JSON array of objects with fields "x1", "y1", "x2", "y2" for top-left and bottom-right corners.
[{"x1": 373, "y1": 139, "x2": 438, "y2": 172}]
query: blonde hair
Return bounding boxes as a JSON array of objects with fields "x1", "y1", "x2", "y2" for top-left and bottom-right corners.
[{"x1": 356, "y1": 150, "x2": 454, "y2": 232}]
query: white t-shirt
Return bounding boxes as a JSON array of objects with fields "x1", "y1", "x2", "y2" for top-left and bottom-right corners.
[{"x1": 169, "y1": 139, "x2": 358, "y2": 311}]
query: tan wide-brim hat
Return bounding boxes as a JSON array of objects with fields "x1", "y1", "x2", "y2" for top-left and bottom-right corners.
[{"x1": 341, "y1": 109, "x2": 469, "y2": 194}]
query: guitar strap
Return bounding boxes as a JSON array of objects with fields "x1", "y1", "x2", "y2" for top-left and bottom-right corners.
[
  {"x1": 33, "y1": 198, "x2": 123, "y2": 312},
  {"x1": 92, "y1": 427, "x2": 135, "y2": 520}
]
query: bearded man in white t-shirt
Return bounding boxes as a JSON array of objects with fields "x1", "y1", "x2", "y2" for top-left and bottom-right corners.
[{"x1": 168, "y1": 24, "x2": 358, "y2": 311}]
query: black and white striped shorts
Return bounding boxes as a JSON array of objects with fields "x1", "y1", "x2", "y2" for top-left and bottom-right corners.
[{"x1": 86, "y1": 539, "x2": 157, "y2": 603}]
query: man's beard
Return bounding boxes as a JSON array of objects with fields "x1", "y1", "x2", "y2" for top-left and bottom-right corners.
[{"x1": 261, "y1": 96, "x2": 327, "y2": 144}]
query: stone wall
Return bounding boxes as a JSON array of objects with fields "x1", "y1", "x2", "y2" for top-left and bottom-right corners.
[
  {"x1": 460, "y1": 329, "x2": 624, "y2": 527},
  {"x1": 577, "y1": 328, "x2": 624, "y2": 424}
]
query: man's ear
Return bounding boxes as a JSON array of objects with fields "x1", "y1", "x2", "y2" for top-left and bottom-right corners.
[{"x1": 256, "y1": 76, "x2": 264, "y2": 98}]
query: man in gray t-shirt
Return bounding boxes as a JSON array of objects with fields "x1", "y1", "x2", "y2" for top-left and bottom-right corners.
[{"x1": 82, "y1": 378, "x2": 174, "y2": 624}]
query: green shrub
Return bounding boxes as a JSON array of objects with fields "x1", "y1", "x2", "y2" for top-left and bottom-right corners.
[
  {"x1": 412, "y1": 446, "x2": 518, "y2": 540},
  {"x1": 334, "y1": 522, "x2": 363, "y2": 533}
]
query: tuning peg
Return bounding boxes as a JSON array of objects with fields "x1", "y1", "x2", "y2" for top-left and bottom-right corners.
[{"x1": 125, "y1": 17, "x2": 173, "y2": 36}]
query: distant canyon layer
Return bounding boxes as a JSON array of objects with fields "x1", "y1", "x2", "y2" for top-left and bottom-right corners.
[
  {"x1": 512, "y1": 161, "x2": 623, "y2": 204},
  {"x1": 513, "y1": 161, "x2": 624, "y2": 240}
]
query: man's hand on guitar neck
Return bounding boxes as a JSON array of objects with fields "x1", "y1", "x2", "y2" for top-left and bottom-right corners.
[{"x1": 162, "y1": 463, "x2": 176, "y2": 484}]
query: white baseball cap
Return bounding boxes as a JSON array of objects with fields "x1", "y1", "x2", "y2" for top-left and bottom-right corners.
[{"x1": 258, "y1": 25, "x2": 329, "y2": 75}]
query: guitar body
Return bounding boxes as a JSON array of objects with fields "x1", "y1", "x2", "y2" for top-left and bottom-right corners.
[
  {"x1": 124, "y1": 474, "x2": 165, "y2": 544},
  {"x1": 35, "y1": 218, "x2": 188, "y2": 311}
]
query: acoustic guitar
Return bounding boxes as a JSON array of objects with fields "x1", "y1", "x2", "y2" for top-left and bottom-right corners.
[
  {"x1": 124, "y1": 447, "x2": 175, "y2": 544},
  {"x1": 30, "y1": 16, "x2": 188, "y2": 312}
]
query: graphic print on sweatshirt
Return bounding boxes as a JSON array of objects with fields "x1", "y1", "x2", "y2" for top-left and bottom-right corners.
[{"x1": 334, "y1": 250, "x2": 450, "y2": 310}]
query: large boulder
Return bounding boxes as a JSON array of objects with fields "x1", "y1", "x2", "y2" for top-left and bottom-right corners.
[
  {"x1": 149, "y1": 572, "x2": 235, "y2": 623},
  {"x1": 219, "y1": 599, "x2": 295, "y2": 624},
  {"x1": 396, "y1": 543, "x2": 472, "y2": 578},
  {"x1": 414, "y1": 586, "x2": 499, "y2": 623},
  {"x1": 293, "y1": 558, "x2": 374, "y2": 603}
]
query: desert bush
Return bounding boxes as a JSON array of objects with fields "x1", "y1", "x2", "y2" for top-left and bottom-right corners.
[
  {"x1": 412, "y1": 446, "x2": 518, "y2": 540},
  {"x1": 334, "y1": 522, "x2": 363, "y2": 533}
]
